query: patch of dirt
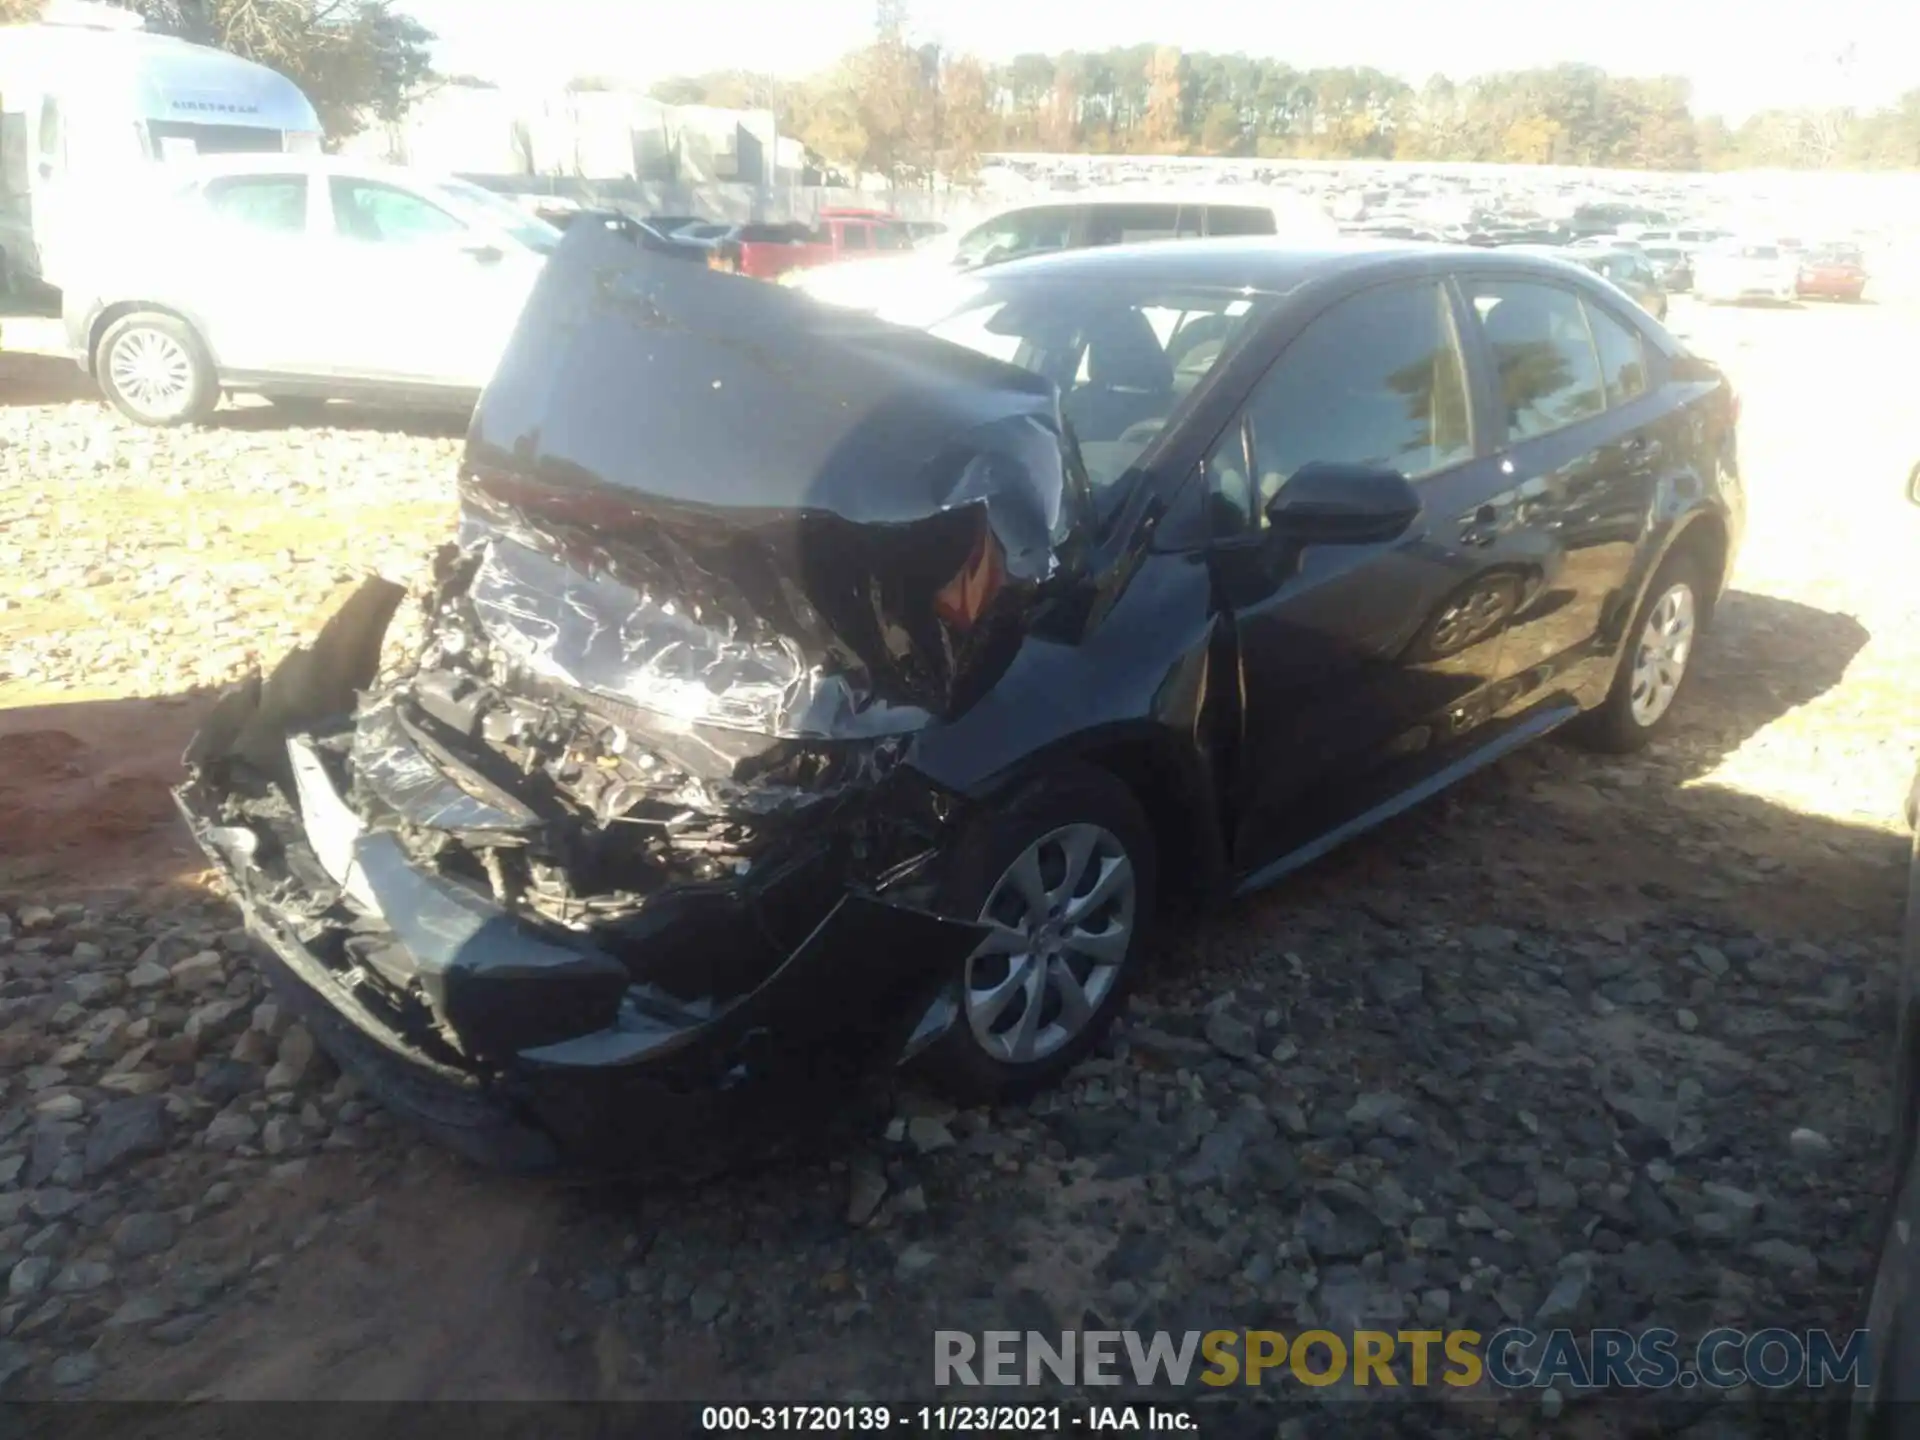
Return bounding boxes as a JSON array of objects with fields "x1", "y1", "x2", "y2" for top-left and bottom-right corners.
[{"x1": 0, "y1": 696, "x2": 215, "y2": 891}]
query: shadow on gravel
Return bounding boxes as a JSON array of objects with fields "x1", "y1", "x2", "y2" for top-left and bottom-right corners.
[
  {"x1": 205, "y1": 402, "x2": 471, "y2": 441},
  {"x1": 0, "y1": 350, "x2": 100, "y2": 408}
]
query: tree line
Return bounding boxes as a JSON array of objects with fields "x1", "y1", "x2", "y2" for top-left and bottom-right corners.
[{"x1": 652, "y1": 23, "x2": 1920, "y2": 183}]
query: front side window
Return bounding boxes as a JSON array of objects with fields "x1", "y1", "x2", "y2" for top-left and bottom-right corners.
[
  {"x1": 1584, "y1": 302, "x2": 1648, "y2": 407},
  {"x1": 329, "y1": 177, "x2": 467, "y2": 245},
  {"x1": 435, "y1": 178, "x2": 562, "y2": 253},
  {"x1": 1211, "y1": 281, "x2": 1473, "y2": 536},
  {"x1": 201, "y1": 174, "x2": 308, "y2": 235},
  {"x1": 840, "y1": 223, "x2": 871, "y2": 252},
  {"x1": 1463, "y1": 280, "x2": 1606, "y2": 443}
]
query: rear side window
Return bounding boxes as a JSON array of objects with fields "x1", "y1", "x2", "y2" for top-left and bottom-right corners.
[
  {"x1": 1084, "y1": 204, "x2": 1181, "y2": 246},
  {"x1": 1463, "y1": 280, "x2": 1605, "y2": 442},
  {"x1": 1216, "y1": 281, "x2": 1473, "y2": 534},
  {"x1": 1206, "y1": 206, "x2": 1277, "y2": 237},
  {"x1": 1583, "y1": 302, "x2": 1648, "y2": 407},
  {"x1": 202, "y1": 174, "x2": 308, "y2": 235}
]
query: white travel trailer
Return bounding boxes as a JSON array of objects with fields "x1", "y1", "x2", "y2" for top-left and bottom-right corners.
[{"x1": 0, "y1": 0, "x2": 322, "y2": 292}]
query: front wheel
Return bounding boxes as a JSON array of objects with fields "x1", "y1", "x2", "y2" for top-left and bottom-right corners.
[
  {"x1": 1570, "y1": 549, "x2": 1706, "y2": 754},
  {"x1": 96, "y1": 312, "x2": 217, "y2": 426},
  {"x1": 915, "y1": 765, "x2": 1157, "y2": 1106}
]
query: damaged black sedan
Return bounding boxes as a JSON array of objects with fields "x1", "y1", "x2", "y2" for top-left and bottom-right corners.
[{"x1": 177, "y1": 231, "x2": 1744, "y2": 1172}]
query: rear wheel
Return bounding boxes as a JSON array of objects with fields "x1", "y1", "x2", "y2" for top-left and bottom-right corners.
[
  {"x1": 916, "y1": 766, "x2": 1156, "y2": 1105},
  {"x1": 1571, "y1": 549, "x2": 1706, "y2": 754},
  {"x1": 96, "y1": 312, "x2": 217, "y2": 426}
]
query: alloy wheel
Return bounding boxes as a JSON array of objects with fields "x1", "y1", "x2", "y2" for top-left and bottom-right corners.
[
  {"x1": 963, "y1": 823, "x2": 1135, "y2": 1065},
  {"x1": 1628, "y1": 580, "x2": 1696, "y2": 727},
  {"x1": 108, "y1": 328, "x2": 195, "y2": 420}
]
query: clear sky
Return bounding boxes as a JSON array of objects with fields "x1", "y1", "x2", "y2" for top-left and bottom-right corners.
[{"x1": 398, "y1": 0, "x2": 1911, "y2": 124}]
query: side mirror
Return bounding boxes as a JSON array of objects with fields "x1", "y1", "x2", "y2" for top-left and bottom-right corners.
[
  {"x1": 461, "y1": 242, "x2": 505, "y2": 265},
  {"x1": 1263, "y1": 462, "x2": 1422, "y2": 545}
]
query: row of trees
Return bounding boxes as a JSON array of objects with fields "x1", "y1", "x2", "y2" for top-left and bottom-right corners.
[
  {"x1": 0, "y1": 0, "x2": 433, "y2": 140},
  {"x1": 653, "y1": 24, "x2": 1920, "y2": 184},
  {"x1": 5, "y1": 0, "x2": 1914, "y2": 177}
]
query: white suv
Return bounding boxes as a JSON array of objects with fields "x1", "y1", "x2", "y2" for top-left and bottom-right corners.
[{"x1": 61, "y1": 154, "x2": 561, "y2": 426}]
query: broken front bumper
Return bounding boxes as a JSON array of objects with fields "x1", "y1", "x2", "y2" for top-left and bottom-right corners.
[{"x1": 176, "y1": 740, "x2": 988, "y2": 1174}]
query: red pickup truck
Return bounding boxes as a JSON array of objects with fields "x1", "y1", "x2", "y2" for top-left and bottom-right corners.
[{"x1": 711, "y1": 208, "x2": 916, "y2": 281}]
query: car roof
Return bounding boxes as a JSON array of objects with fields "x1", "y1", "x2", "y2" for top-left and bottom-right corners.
[
  {"x1": 974, "y1": 236, "x2": 1609, "y2": 293},
  {"x1": 161, "y1": 153, "x2": 458, "y2": 188}
]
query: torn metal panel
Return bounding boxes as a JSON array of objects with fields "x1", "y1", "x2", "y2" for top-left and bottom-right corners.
[{"x1": 184, "y1": 576, "x2": 404, "y2": 782}]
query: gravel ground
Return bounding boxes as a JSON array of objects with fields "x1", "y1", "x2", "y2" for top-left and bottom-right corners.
[{"x1": 0, "y1": 297, "x2": 1916, "y2": 1434}]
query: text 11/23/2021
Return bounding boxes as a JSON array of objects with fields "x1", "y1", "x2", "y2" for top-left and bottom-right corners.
[{"x1": 700, "y1": 1404, "x2": 1200, "y2": 1432}]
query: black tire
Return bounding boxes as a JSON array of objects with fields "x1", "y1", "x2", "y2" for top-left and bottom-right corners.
[
  {"x1": 95, "y1": 311, "x2": 217, "y2": 426},
  {"x1": 915, "y1": 764, "x2": 1157, "y2": 1106},
  {"x1": 1570, "y1": 547, "x2": 1708, "y2": 754}
]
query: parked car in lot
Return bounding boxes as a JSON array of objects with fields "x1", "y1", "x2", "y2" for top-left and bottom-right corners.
[
  {"x1": 713, "y1": 208, "x2": 916, "y2": 281},
  {"x1": 1642, "y1": 244, "x2": 1694, "y2": 294},
  {"x1": 1694, "y1": 240, "x2": 1800, "y2": 305},
  {"x1": 61, "y1": 154, "x2": 566, "y2": 425},
  {"x1": 1567, "y1": 246, "x2": 1668, "y2": 319},
  {"x1": 176, "y1": 234, "x2": 1743, "y2": 1172},
  {"x1": 786, "y1": 191, "x2": 1329, "y2": 319},
  {"x1": 1796, "y1": 244, "x2": 1869, "y2": 301}
]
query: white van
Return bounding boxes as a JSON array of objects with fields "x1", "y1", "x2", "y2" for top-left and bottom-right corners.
[{"x1": 0, "y1": 0, "x2": 322, "y2": 293}]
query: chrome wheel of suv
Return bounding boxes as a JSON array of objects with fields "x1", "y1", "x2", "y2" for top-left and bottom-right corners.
[{"x1": 96, "y1": 312, "x2": 216, "y2": 427}]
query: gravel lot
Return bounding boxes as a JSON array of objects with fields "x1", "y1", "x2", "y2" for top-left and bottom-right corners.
[{"x1": 1, "y1": 296, "x2": 1917, "y2": 1433}]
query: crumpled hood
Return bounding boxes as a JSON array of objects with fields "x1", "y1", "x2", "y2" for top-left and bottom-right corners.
[{"x1": 452, "y1": 219, "x2": 1085, "y2": 742}]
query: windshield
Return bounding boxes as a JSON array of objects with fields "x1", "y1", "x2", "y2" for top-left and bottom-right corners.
[
  {"x1": 919, "y1": 277, "x2": 1271, "y2": 494},
  {"x1": 435, "y1": 179, "x2": 564, "y2": 255}
]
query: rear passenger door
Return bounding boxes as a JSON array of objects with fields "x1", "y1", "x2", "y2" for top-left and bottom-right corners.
[
  {"x1": 1209, "y1": 278, "x2": 1536, "y2": 871},
  {"x1": 1455, "y1": 277, "x2": 1662, "y2": 705}
]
